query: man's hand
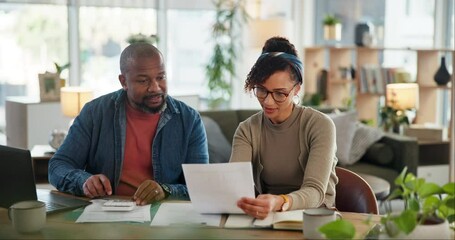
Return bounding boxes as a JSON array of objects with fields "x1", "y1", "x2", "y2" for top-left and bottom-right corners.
[
  {"x1": 83, "y1": 174, "x2": 112, "y2": 198},
  {"x1": 134, "y1": 180, "x2": 164, "y2": 205}
]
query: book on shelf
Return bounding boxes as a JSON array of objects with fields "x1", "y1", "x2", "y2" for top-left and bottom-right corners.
[
  {"x1": 360, "y1": 64, "x2": 385, "y2": 94},
  {"x1": 224, "y1": 210, "x2": 303, "y2": 231}
]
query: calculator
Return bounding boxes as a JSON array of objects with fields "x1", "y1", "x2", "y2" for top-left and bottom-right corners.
[{"x1": 102, "y1": 200, "x2": 135, "y2": 211}]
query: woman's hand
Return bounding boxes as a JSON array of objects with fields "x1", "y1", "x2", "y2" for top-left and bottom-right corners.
[{"x1": 236, "y1": 194, "x2": 282, "y2": 219}]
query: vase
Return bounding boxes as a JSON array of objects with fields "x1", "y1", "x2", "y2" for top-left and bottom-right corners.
[
  {"x1": 323, "y1": 23, "x2": 342, "y2": 41},
  {"x1": 378, "y1": 216, "x2": 451, "y2": 239},
  {"x1": 433, "y1": 56, "x2": 451, "y2": 86}
]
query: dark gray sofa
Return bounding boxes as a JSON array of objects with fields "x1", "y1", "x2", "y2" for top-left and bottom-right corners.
[{"x1": 200, "y1": 109, "x2": 419, "y2": 189}]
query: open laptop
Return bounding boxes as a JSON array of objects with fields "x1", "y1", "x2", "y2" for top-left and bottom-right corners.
[{"x1": 0, "y1": 145, "x2": 90, "y2": 214}]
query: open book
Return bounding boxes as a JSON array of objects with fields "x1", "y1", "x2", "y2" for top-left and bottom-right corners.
[{"x1": 225, "y1": 210, "x2": 303, "y2": 231}]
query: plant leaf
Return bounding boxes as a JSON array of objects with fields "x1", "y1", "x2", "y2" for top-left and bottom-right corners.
[
  {"x1": 393, "y1": 210, "x2": 417, "y2": 234},
  {"x1": 318, "y1": 219, "x2": 356, "y2": 240},
  {"x1": 442, "y1": 182, "x2": 455, "y2": 195},
  {"x1": 418, "y1": 182, "x2": 443, "y2": 198}
]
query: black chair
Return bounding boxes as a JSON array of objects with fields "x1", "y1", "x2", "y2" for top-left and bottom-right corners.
[{"x1": 335, "y1": 167, "x2": 379, "y2": 214}]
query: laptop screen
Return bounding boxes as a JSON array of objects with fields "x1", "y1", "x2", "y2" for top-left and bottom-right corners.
[{"x1": 0, "y1": 145, "x2": 38, "y2": 208}]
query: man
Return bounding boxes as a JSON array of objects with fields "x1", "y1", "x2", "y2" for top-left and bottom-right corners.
[{"x1": 48, "y1": 43, "x2": 209, "y2": 205}]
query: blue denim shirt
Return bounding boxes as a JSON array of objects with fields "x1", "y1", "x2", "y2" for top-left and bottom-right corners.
[{"x1": 48, "y1": 89, "x2": 209, "y2": 199}]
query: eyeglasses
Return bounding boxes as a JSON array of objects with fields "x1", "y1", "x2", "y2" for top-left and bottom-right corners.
[{"x1": 253, "y1": 84, "x2": 297, "y2": 103}]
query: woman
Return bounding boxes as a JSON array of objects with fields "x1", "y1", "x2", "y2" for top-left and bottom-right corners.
[{"x1": 230, "y1": 37, "x2": 338, "y2": 219}]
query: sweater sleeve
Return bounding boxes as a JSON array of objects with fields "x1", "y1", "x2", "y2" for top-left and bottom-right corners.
[{"x1": 288, "y1": 111, "x2": 338, "y2": 210}]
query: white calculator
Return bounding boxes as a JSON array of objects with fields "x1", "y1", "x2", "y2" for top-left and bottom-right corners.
[{"x1": 102, "y1": 200, "x2": 135, "y2": 211}]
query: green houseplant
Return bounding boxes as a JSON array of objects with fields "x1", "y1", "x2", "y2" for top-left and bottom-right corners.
[
  {"x1": 323, "y1": 14, "x2": 340, "y2": 26},
  {"x1": 126, "y1": 33, "x2": 158, "y2": 45},
  {"x1": 318, "y1": 167, "x2": 455, "y2": 239},
  {"x1": 54, "y1": 62, "x2": 70, "y2": 87},
  {"x1": 379, "y1": 105, "x2": 410, "y2": 133},
  {"x1": 205, "y1": 0, "x2": 248, "y2": 109},
  {"x1": 322, "y1": 14, "x2": 342, "y2": 41}
]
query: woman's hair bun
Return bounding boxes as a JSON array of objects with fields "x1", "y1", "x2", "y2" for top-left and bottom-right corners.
[{"x1": 261, "y1": 36, "x2": 297, "y2": 56}]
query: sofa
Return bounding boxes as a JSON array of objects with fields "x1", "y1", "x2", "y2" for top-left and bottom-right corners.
[{"x1": 199, "y1": 109, "x2": 419, "y2": 189}]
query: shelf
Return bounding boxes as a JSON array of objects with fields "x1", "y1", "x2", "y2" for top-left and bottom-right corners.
[
  {"x1": 303, "y1": 46, "x2": 454, "y2": 127},
  {"x1": 419, "y1": 84, "x2": 452, "y2": 89}
]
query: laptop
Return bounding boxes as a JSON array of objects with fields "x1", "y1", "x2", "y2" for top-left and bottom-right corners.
[{"x1": 0, "y1": 145, "x2": 90, "y2": 214}]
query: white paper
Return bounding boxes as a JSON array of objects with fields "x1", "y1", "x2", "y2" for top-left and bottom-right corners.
[
  {"x1": 150, "y1": 202, "x2": 221, "y2": 227},
  {"x1": 224, "y1": 214, "x2": 255, "y2": 228},
  {"x1": 182, "y1": 162, "x2": 255, "y2": 214},
  {"x1": 76, "y1": 199, "x2": 151, "y2": 223}
]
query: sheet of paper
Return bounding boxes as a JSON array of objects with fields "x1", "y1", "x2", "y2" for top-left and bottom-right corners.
[
  {"x1": 76, "y1": 199, "x2": 151, "y2": 223},
  {"x1": 182, "y1": 162, "x2": 255, "y2": 214},
  {"x1": 224, "y1": 214, "x2": 255, "y2": 228},
  {"x1": 253, "y1": 213, "x2": 274, "y2": 227},
  {"x1": 150, "y1": 202, "x2": 221, "y2": 227}
]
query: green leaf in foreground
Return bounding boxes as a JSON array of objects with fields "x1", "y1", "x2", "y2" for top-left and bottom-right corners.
[{"x1": 318, "y1": 219, "x2": 355, "y2": 240}]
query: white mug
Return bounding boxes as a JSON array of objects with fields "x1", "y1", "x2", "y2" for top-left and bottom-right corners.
[
  {"x1": 8, "y1": 200, "x2": 46, "y2": 233},
  {"x1": 303, "y1": 208, "x2": 342, "y2": 239}
]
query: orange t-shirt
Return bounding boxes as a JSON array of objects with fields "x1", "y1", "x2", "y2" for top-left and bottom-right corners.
[{"x1": 116, "y1": 102, "x2": 160, "y2": 196}]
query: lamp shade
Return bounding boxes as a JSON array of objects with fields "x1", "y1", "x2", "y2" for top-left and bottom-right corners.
[
  {"x1": 386, "y1": 83, "x2": 419, "y2": 110},
  {"x1": 60, "y1": 87, "x2": 93, "y2": 118},
  {"x1": 247, "y1": 18, "x2": 294, "y2": 48}
]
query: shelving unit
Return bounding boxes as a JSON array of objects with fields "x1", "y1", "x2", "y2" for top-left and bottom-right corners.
[{"x1": 303, "y1": 46, "x2": 454, "y2": 128}]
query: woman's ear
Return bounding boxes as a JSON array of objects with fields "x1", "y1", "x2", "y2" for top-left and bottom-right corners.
[{"x1": 294, "y1": 84, "x2": 301, "y2": 95}]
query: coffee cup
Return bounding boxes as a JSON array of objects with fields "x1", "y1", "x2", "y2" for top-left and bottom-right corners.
[
  {"x1": 303, "y1": 208, "x2": 342, "y2": 239},
  {"x1": 8, "y1": 200, "x2": 46, "y2": 233}
]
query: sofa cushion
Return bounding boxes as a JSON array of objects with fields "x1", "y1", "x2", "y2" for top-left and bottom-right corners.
[
  {"x1": 328, "y1": 111, "x2": 357, "y2": 165},
  {"x1": 201, "y1": 116, "x2": 232, "y2": 163},
  {"x1": 362, "y1": 142, "x2": 394, "y2": 166},
  {"x1": 346, "y1": 123, "x2": 384, "y2": 166}
]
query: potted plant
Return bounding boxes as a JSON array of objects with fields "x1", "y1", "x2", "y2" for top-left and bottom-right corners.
[
  {"x1": 54, "y1": 62, "x2": 70, "y2": 87},
  {"x1": 379, "y1": 105, "x2": 410, "y2": 134},
  {"x1": 126, "y1": 33, "x2": 158, "y2": 45},
  {"x1": 205, "y1": 0, "x2": 249, "y2": 109},
  {"x1": 323, "y1": 14, "x2": 342, "y2": 41},
  {"x1": 319, "y1": 167, "x2": 455, "y2": 239}
]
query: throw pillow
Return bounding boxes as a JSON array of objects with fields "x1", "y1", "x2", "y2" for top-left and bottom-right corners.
[
  {"x1": 201, "y1": 116, "x2": 232, "y2": 163},
  {"x1": 363, "y1": 142, "x2": 394, "y2": 166},
  {"x1": 347, "y1": 122, "x2": 384, "y2": 165},
  {"x1": 327, "y1": 111, "x2": 357, "y2": 165}
]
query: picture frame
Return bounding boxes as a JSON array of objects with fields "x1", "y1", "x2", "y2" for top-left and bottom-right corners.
[{"x1": 38, "y1": 72, "x2": 61, "y2": 102}]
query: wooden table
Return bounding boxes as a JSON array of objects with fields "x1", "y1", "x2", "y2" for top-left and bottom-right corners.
[{"x1": 0, "y1": 191, "x2": 380, "y2": 239}]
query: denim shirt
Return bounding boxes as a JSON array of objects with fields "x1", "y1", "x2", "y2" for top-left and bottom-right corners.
[{"x1": 48, "y1": 89, "x2": 209, "y2": 198}]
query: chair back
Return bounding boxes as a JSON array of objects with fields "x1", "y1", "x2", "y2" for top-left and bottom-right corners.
[{"x1": 335, "y1": 167, "x2": 379, "y2": 214}]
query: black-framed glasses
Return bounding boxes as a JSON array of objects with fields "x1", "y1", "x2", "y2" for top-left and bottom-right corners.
[{"x1": 253, "y1": 84, "x2": 297, "y2": 103}]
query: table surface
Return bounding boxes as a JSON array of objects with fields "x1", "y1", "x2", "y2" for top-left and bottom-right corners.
[{"x1": 0, "y1": 190, "x2": 380, "y2": 239}]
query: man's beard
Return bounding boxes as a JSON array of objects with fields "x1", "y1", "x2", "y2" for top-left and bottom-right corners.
[{"x1": 136, "y1": 93, "x2": 167, "y2": 114}]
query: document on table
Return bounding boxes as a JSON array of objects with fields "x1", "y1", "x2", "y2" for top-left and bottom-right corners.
[
  {"x1": 76, "y1": 199, "x2": 151, "y2": 223},
  {"x1": 182, "y1": 162, "x2": 255, "y2": 214},
  {"x1": 150, "y1": 202, "x2": 221, "y2": 227}
]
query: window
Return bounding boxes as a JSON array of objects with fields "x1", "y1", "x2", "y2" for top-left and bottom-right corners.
[
  {"x1": 166, "y1": 9, "x2": 215, "y2": 97},
  {"x1": 0, "y1": 2, "x2": 67, "y2": 128},
  {"x1": 78, "y1": 6, "x2": 157, "y2": 96}
]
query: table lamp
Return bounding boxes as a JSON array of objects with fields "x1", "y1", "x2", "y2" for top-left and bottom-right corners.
[
  {"x1": 60, "y1": 86, "x2": 93, "y2": 122},
  {"x1": 386, "y1": 83, "x2": 419, "y2": 110},
  {"x1": 382, "y1": 83, "x2": 419, "y2": 133}
]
